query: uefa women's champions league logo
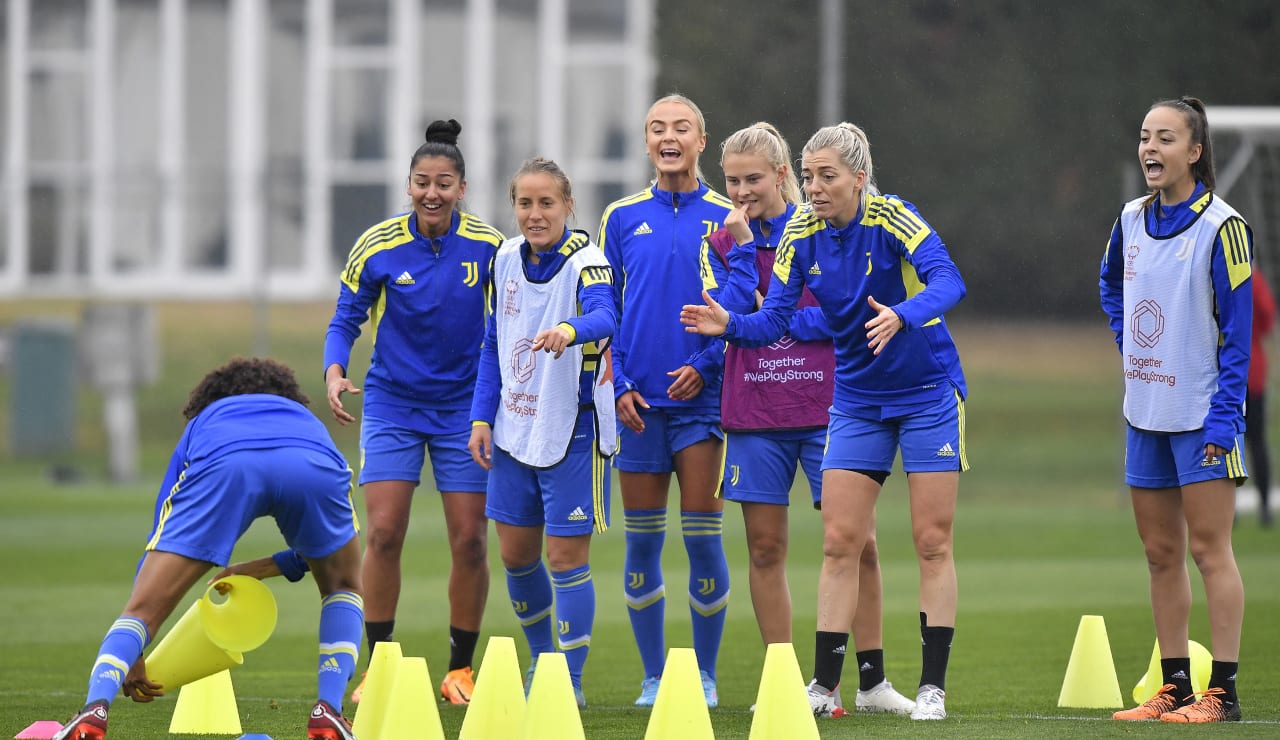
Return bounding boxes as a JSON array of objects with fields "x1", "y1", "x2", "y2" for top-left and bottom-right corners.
[{"x1": 503, "y1": 278, "x2": 521, "y2": 317}]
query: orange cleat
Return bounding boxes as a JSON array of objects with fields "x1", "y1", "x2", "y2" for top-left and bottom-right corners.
[
  {"x1": 349, "y1": 671, "x2": 368, "y2": 704},
  {"x1": 1160, "y1": 688, "x2": 1241, "y2": 723},
  {"x1": 1112, "y1": 683, "x2": 1184, "y2": 721},
  {"x1": 440, "y1": 667, "x2": 475, "y2": 704}
]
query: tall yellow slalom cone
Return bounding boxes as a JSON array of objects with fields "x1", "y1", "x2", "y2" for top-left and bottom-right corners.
[
  {"x1": 148, "y1": 575, "x2": 277, "y2": 691},
  {"x1": 1131, "y1": 638, "x2": 1213, "y2": 704},
  {"x1": 168, "y1": 669, "x2": 242, "y2": 735},
  {"x1": 644, "y1": 648, "x2": 714, "y2": 740},
  {"x1": 519, "y1": 652, "x2": 584, "y2": 740},
  {"x1": 459, "y1": 636, "x2": 526, "y2": 740},
  {"x1": 351, "y1": 640, "x2": 403, "y2": 740},
  {"x1": 377, "y1": 657, "x2": 445, "y2": 740},
  {"x1": 1057, "y1": 615, "x2": 1123, "y2": 708},
  {"x1": 749, "y1": 643, "x2": 819, "y2": 740}
]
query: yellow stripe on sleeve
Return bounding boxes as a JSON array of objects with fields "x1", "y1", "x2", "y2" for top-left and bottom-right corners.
[{"x1": 1219, "y1": 218, "x2": 1252, "y2": 290}]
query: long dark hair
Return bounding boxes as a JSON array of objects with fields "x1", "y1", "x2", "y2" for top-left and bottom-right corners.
[{"x1": 1145, "y1": 97, "x2": 1215, "y2": 205}]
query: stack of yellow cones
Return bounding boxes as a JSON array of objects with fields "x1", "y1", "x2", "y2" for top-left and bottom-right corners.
[
  {"x1": 147, "y1": 575, "x2": 278, "y2": 691},
  {"x1": 351, "y1": 640, "x2": 403, "y2": 740},
  {"x1": 377, "y1": 657, "x2": 446, "y2": 740},
  {"x1": 460, "y1": 636, "x2": 526, "y2": 740},
  {"x1": 1057, "y1": 614, "x2": 1123, "y2": 708},
  {"x1": 644, "y1": 648, "x2": 714, "y2": 740},
  {"x1": 1132, "y1": 638, "x2": 1213, "y2": 704},
  {"x1": 168, "y1": 669, "x2": 242, "y2": 735},
  {"x1": 520, "y1": 651, "x2": 584, "y2": 740},
  {"x1": 749, "y1": 643, "x2": 818, "y2": 740}
]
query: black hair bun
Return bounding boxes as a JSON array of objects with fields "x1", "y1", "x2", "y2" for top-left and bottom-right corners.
[{"x1": 425, "y1": 119, "x2": 462, "y2": 145}]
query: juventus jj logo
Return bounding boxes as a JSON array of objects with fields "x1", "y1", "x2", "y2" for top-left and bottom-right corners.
[
  {"x1": 558, "y1": 620, "x2": 571, "y2": 635},
  {"x1": 729, "y1": 465, "x2": 740, "y2": 486},
  {"x1": 511, "y1": 600, "x2": 528, "y2": 613},
  {"x1": 1174, "y1": 236, "x2": 1194, "y2": 261},
  {"x1": 627, "y1": 572, "x2": 645, "y2": 589},
  {"x1": 462, "y1": 260, "x2": 480, "y2": 286},
  {"x1": 697, "y1": 578, "x2": 716, "y2": 596}
]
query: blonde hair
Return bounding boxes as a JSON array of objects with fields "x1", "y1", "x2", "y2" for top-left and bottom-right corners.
[
  {"x1": 802, "y1": 122, "x2": 880, "y2": 196},
  {"x1": 646, "y1": 93, "x2": 708, "y2": 183},
  {"x1": 720, "y1": 122, "x2": 802, "y2": 205}
]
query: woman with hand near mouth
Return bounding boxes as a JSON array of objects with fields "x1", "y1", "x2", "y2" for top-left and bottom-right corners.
[
  {"x1": 1101, "y1": 97, "x2": 1252, "y2": 724},
  {"x1": 598, "y1": 94, "x2": 733, "y2": 708},
  {"x1": 323, "y1": 119, "x2": 504, "y2": 706},
  {"x1": 468, "y1": 157, "x2": 617, "y2": 708},
  {"x1": 682, "y1": 122, "x2": 967, "y2": 721}
]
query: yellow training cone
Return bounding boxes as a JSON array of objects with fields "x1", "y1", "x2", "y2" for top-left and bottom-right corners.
[
  {"x1": 645, "y1": 647, "x2": 714, "y2": 740},
  {"x1": 168, "y1": 670, "x2": 242, "y2": 735},
  {"x1": 378, "y1": 657, "x2": 445, "y2": 740},
  {"x1": 1057, "y1": 615, "x2": 1123, "y2": 708},
  {"x1": 460, "y1": 636, "x2": 526, "y2": 740},
  {"x1": 148, "y1": 576, "x2": 277, "y2": 691},
  {"x1": 519, "y1": 652, "x2": 583, "y2": 740},
  {"x1": 749, "y1": 643, "x2": 819, "y2": 740},
  {"x1": 352, "y1": 640, "x2": 403, "y2": 740},
  {"x1": 1132, "y1": 638, "x2": 1213, "y2": 704}
]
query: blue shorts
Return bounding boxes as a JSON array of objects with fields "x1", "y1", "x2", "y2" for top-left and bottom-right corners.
[
  {"x1": 1125, "y1": 426, "x2": 1248, "y2": 488},
  {"x1": 485, "y1": 425, "x2": 611, "y2": 536},
  {"x1": 722, "y1": 429, "x2": 824, "y2": 508},
  {"x1": 359, "y1": 410, "x2": 487, "y2": 492},
  {"x1": 145, "y1": 447, "x2": 359, "y2": 565},
  {"x1": 824, "y1": 389, "x2": 968, "y2": 474},
  {"x1": 614, "y1": 408, "x2": 723, "y2": 474}
]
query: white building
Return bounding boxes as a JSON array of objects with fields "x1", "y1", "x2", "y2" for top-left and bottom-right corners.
[{"x1": 1, "y1": 0, "x2": 655, "y2": 299}]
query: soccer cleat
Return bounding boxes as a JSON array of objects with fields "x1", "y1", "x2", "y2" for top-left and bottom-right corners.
[
  {"x1": 807, "y1": 679, "x2": 849, "y2": 718},
  {"x1": 1112, "y1": 683, "x2": 1185, "y2": 721},
  {"x1": 52, "y1": 700, "x2": 109, "y2": 740},
  {"x1": 856, "y1": 679, "x2": 916, "y2": 715},
  {"x1": 634, "y1": 675, "x2": 661, "y2": 707},
  {"x1": 523, "y1": 663, "x2": 537, "y2": 699},
  {"x1": 1159, "y1": 688, "x2": 1241, "y2": 723},
  {"x1": 910, "y1": 684, "x2": 947, "y2": 720},
  {"x1": 700, "y1": 670, "x2": 719, "y2": 708},
  {"x1": 574, "y1": 686, "x2": 587, "y2": 708},
  {"x1": 307, "y1": 699, "x2": 356, "y2": 740},
  {"x1": 440, "y1": 666, "x2": 475, "y2": 704},
  {"x1": 349, "y1": 671, "x2": 368, "y2": 704}
]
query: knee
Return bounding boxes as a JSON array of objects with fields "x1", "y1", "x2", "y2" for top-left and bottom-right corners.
[
  {"x1": 449, "y1": 527, "x2": 489, "y2": 567},
  {"x1": 913, "y1": 526, "x2": 953, "y2": 564},
  {"x1": 748, "y1": 535, "x2": 786, "y2": 571},
  {"x1": 822, "y1": 528, "x2": 865, "y2": 562},
  {"x1": 1187, "y1": 537, "x2": 1231, "y2": 574},
  {"x1": 1141, "y1": 539, "x2": 1184, "y2": 573},
  {"x1": 365, "y1": 522, "x2": 408, "y2": 557}
]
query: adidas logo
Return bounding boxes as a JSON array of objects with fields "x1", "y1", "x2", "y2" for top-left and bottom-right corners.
[
  {"x1": 568, "y1": 506, "x2": 588, "y2": 522},
  {"x1": 936, "y1": 442, "x2": 956, "y2": 458},
  {"x1": 319, "y1": 656, "x2": 342, "y2": 674},
  {"x1": 1171, "y1": 670, "x2": 1189, "y2": 680},
  {"x1": 633, "y1": 222, "x2": 653, "y2": 236},
  {"x1": 809, "y1": 261, "x2": 822, "y2": 275},
  {"x1": 832, "y1": 645, "x2": 846, "y2": 655},
  {"x1": 859, "y1": 662, "x2": 873, "y2": 672},
  {"x1": 395, "y1": 271, "x2": 415, "y2": 285},
  {"x1": 96, "y1": 668, "x2": 123, "y2": 683}
]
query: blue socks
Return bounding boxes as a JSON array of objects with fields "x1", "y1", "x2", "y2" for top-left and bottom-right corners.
[
  {"x1": 506, "y1": 560, "x2": 556, "y2": 659},
  {"x1": 624, "y1": 509, "x2": 668, "y2": 678},
  {"x1": 551, "y1": 564, "x2": 595, "y2": 690},
  {"x1": 317, "y1": 591, "x2": 363, "y2": 712},
  {"x1": 683, "y1": 511, "x2": 728, "y2": 681},
  {"x1": 86, "y1": 617, "x2": 150, "y2": 706}
]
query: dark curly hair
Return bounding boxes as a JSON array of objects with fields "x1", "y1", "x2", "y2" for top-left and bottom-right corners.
[{"x1": 182, "y1": 357, "x2": 310, "y2": 420}]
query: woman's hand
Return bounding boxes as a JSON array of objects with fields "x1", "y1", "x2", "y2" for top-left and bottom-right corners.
[
  {"x1": 865, "y1": 296, "x2": 904, "y2": 355},
  {"x1": 725, "y1": 204, "x2": 752, "y2": 246},
  {"x1": 681, "y1": 290, "x2": 731, "y2": 337},
  {"x1": 532, "y1": 326, "x2": 573, "y2": 360},
  {"x1": 616, "y1": 390, "x2": 651, "y2": 433},
  {"x1": 325, "y1": 364, "x2": 361, "y2": 425},
  {"x1": 666, "y1": 365, "x2": 705, "y2": 401},
  {"x1": 122, "y1": 657, "x2": 164, "y2": 702},
  {"x1": 469, "y1": 424, "x2": 494, "y2": 470},
  {"x1": 208, "y1": 557, "x2": 281, "y2": 586}
]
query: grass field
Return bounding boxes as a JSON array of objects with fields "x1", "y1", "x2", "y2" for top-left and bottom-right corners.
[{"x1": 2, "y1": 303, "x2": 1280, "y2": 738}]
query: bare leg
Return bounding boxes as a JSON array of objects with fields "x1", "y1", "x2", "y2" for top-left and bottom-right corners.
[
  {"x1": 441, "y1": 491, "x2": 489, "y2": 632},
  {"x1": 908, "y1": 472, "x2": 959, "y2": 625},
  {"x1": 1131, "y1": 486, "x2": 1192, "y2": 657},
  {"x1": 1182, "y1": 478, "x2": 1244, "y2": 660},
  {"x1": 359, "y1": 480, "x2": 415, "y2": 622},
  {"x1": 741, "y1": 502, "x2": 791, "y2": 644}
]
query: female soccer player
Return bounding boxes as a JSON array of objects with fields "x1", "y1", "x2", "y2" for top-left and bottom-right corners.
[
  {"x1": 467, "y1": 158, "x2": 617, "y2": 707},
  {"x1": 323, "y1": 119, "x2": 504, "y2": 705},
  {"x1": 1101, "y1": 97, "x2": 1251, "y2": 723},
  {"x1": 598, "y1": 94, "x2": 733, "y2": 707},
  {"x1": 683, "y1": 122, "x2": 967, "y2": 720},
  {"x1": 53, "y1": 358, "x2": 363, "y2": 740},
  {"x1": 702, "y1": 121, "x2": 913, "y2": 715}
]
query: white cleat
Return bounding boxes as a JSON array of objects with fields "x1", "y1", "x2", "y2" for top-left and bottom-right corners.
[
  {"x1": 855, "y1": 679, "x2": 916, "y2": 715},
  {"x1": 910, "y1": 684, "x2": 947, "y2": 720},
  {"x1": 807, "y1": 679, "x2": 849, "y2": 718}
]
